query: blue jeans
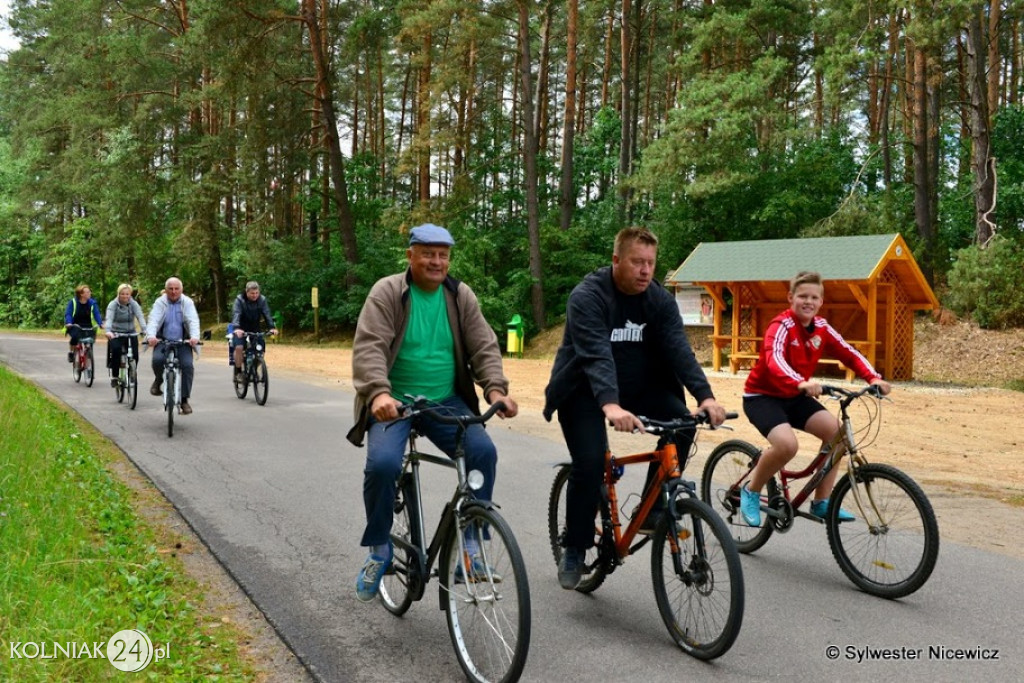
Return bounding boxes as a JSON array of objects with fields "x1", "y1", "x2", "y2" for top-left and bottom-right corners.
[{"x1": 360, "y1": 395, "x2": 497, "y2": 547}]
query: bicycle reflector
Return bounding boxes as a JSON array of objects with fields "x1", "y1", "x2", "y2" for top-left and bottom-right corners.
[{"x1": 467, "y1": 469, "x2": 485, "y2": 491}]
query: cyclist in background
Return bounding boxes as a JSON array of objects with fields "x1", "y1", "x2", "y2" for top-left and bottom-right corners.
[
  {"x1": 543, "y1": 226, "x2": 726, "y2": 590},
  {"x1": 103, "y1": 284, "x2": 147, "y2": 386},
  {"x1": 64, "y1": 284, "x2": 103, "y2": 363},
  {"x1": 347, "y1": 223, "x2": 519, "y2": 602},
  {"x1": 230, "y1": 281, "x2": 277, "y2": 380},
  {"x1": 146, "y1": 277, "x2": 201, "y2": 415},
  {"x1": 738, "y1": 270, "x2": 891, "y2": 527}
]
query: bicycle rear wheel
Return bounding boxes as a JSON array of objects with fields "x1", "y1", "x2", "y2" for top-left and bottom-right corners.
[
  {"x1": 165, "y1": 369, "x2": 176, "y2": 438},
  {"x1": 380, "y1": 473, "x2": 420, "y2": 616},
  {"x1": 547, "y1": 464, "x2": 607, "y2": 593},
  {"x1": 126, "y1": 360, "x2": 138, "y2": 410},
  {"x1": 72, "y1": 348, "x2": 82, "y2": 383},
  {"x1": 651, "y1": 496, "x2": 744, "y2": 660},
  {"x1": 115, "y1": 368, "x2": 125, "y2": 403},
  {"x1": 441, "y1": 505, "x2": 530, "y2": 683},
  {"x1": 253, "y1": 358, "x2": 269, "y2": 405},
  {"x1": 84, "y1": 344, "x2": 95, "y2": 387},
  {"x1": 701, "y1": 440, "x2": 774, "y2": 553},
  {"x1": 827, "y1": 463, "x2": 939, "y2": 599}
]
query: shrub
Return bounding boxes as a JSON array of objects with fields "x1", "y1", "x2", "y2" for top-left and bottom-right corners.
[{"x1": 945, "y1": 236, "x2": 1024, "y2": 329}]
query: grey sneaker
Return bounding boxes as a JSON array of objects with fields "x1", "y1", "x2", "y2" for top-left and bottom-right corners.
[
  {"x1": 557, "y1": 547, "x2": 585, "y2": 590},
  {"x1": 455, "y1": 555, "x2": 503, "y2": 584},
  {"x1": 355, "y1": 544, "x2": 393, "y2": 602}
]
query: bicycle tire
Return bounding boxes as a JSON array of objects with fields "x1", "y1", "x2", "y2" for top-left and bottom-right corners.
[
  {"x1": 126, "y1": 359, "x2": 138, "y2": 410},
  {"x1": 701, "y1": 440, "x2": 774, "y2": 553},
  {"x1": 253, "y1": 358, "x2": 269, "y2": 405},
  {"x1": 380, "y1": 473, "x2": 419, "y2": 616},
  {"x1": 85, "y1": 344, "x2": 95, "y2": 387},
  {"x1": 441, "y1": 505, "x2": 530, "y2": 683},
  {"x1": 72, "y1": 348, "x2": 82, "y2": 383},
  {"x1": 166, "y1": 368, "x2": 176, "y2": 438},
  {"x1": 234, "y1": 362, "x2": 248, "y2": 399},
  {"x1": 115, "y1": 367, "x2": 125, "y2": 403},
  {"x1": 547, "y1": 464, "x2": 607, "y2": 593},
  {"x1": 827, "y1": 463, "x2": 939, "y2": 599},
  {"x1": 651, "y1": 496, "x2": 744, "y2": 660}
]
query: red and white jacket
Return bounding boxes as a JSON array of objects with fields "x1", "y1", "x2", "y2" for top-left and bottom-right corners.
[{"x1": 744, "y1": 310, "x2": 881, "y2": 398}]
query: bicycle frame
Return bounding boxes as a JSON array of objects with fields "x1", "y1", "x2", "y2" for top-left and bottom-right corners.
[
  {"x1": 762, "y1": 388, "x2": 878, "y2": 524},
  {"x1": 393, "y1": 437, "x2": 467, "y2": 602}
]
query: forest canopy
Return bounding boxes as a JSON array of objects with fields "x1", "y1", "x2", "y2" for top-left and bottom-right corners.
[{"x1": 1, "y1": 0, "x2": 1023, "y2": 333}]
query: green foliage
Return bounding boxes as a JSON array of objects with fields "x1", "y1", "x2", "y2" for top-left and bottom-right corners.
[
  {"x1": 992, "y1": 105, "x2": 1024, "y2": 234},
  {"x1": 945, "y1": 237, "x2": 1024, "y2": 329}
]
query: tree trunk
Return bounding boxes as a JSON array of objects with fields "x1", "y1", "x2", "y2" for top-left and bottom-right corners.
[
  {"x1": 966, "y1": 10, "x2": 997, "y2": 246},
  {"x1": 417, "y1": 33, "x2": 433, "y2": 204},
  {"x1": 302, "y1": 0, "x2": 358, "y2": 269},
  {"x1": 618, "y1": 0, "x2": 633, "y2": 224},
  {"x1": 912, "y1": 47, "x2": 934, "y2": 285},
  {"x1": 517, "y1": 1, "x2": 546, "y2": 330},
  {"x1": 560, "y1": 0, "x2": 578, "y2": 232}
]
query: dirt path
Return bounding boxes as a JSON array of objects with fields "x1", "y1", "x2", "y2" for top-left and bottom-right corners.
[{"x1": 262, "y1": 344, "x2": 1024, "y2": 560}]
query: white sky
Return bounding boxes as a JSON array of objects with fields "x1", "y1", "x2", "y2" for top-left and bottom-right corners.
[{"x1": 0, "y1": 0, "x2": 19, "y2": 54}]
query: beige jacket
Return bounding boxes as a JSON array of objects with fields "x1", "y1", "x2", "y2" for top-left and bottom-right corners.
[{"x1": 346, "y1": 270, "x2": 509, "y2": 446}]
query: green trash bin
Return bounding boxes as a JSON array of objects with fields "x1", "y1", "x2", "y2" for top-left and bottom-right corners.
[
  {"x1": 272, "y1": 312, "x2": 282, "y2": 339},
  {"x1": 506, "y1": 314, "x2": 524, "y2": 358}
]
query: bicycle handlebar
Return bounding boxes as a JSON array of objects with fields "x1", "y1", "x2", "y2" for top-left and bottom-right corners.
[
  {"x1": 637, "y1": 410, "x2": 739, "y2": 434},
  {"x1": 821, "y1": 384, "x2": 884, "y2": 400},
  {"x1": 392, "y1": 396, "x2": 507, "y2": 428}
]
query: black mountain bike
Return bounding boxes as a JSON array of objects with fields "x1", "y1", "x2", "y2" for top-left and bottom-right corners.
[
  {"x1": 378, "y1": 398, "x2": 531, "y2": 683},
  {"x1": 232, "y1": 331, "x2": 272, "y2": 405}
]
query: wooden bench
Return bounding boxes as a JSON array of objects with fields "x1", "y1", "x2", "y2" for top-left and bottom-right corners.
[{"x1": 718, "y1": 336, "x2": 876, "y2": 382}]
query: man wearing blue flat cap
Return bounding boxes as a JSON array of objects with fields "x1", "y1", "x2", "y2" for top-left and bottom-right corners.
[{"x1": 348, "y1": 222, "x2": 520, "y2": 601}]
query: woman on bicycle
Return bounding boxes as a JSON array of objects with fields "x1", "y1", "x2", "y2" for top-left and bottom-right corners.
[
  {"x1": 739, "y1": 271, "x2": 891, "y2": 527},
  {"x1": 104, "y1": 284, "x2": 147, "y2": 386},
  {"x1": 64, "y1": 284, "x2": 103, "y2": 363}
]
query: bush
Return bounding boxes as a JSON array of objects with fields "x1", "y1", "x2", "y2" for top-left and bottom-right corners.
[{"x1": 945, "y1": 236, "x2": 1024, "y2": 329}]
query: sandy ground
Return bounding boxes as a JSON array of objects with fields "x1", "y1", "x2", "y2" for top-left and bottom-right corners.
[{"x1": 261, "y1": 343, "x2": 1024, "y2": 560}]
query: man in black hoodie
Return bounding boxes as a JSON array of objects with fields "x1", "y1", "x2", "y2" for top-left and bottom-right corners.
[
  {"x1": 543, "y1": 226, "x2": 727, "y2": 590},
  {"x1": 230, "y1": 281, "x2": 277, "y2": 375}
]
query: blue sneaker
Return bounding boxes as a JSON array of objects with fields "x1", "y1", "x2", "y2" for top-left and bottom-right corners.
[
  {"x1": 557, "y1": 547, "x2": 585, "y2": 590},
  {"x1": 739, "y1": 484, "x2": 762, "y2": 527},
  {"x1": 810, "y1": 499, "x2": 855, "y2": 522},
  {"x1": 355, "y1": 544, "x2": 393, "y2": 602},
  {"x1": 455, "y1": 555, "x2": 502, "y2": 584}
]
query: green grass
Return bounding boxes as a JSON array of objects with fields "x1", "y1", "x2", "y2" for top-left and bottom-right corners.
[{"x1": 0, "y1": 365, "x2": 258, "y2": 681}]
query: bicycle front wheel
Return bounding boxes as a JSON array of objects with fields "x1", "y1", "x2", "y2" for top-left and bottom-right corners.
[
  {"x1": 84, "y1": 345, "x2": 95, "y2": 387},
  {"x1": 827, "y1": 463, "x2": 939, "y2": 599},
  {"x1": 651, "y1": 497, "x2": 744, "y2": 660},
  {"x1": 380, "y1": 473, "x2": 419, "y2": 616},
  {"x1": 441, "y1": 505, "x2": 530, "y2": 683},
  {"x1": 701, "y1": 440, "x2": 774, "y2": 553},
  {"x1": 165, "y1": 369, "x2": 176, "y2": 438},
  {"x1": 126, "y1": 359, "x2": 138, "y2": 410},
  {"x1": 547, "y1": 464, "x2": 607, "y2": 593},
  {"x1": 253, "y1": 358, "x2": 269, "y2": 405},
  {"x1": 233, "y1": 363, "x2": 248, "y2": 399}
]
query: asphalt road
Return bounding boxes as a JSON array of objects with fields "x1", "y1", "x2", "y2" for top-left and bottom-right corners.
[{"x1": 2, "y1": 334, "x2": 1021, "y2": 682}]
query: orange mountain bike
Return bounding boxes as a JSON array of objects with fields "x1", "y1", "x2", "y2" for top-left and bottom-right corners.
[{"x1": 547, "y1": 411, "x2": 744, "y2": 660}]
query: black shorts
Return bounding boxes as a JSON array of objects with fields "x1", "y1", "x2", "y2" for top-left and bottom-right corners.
[{"x1": 743, "y1": 394, "x2": 826, "y2": 438}]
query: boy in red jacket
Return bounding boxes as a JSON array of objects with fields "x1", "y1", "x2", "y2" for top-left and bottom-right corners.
[{"x1": 739, "y1": 271, "x2": 891, "y2": 526}]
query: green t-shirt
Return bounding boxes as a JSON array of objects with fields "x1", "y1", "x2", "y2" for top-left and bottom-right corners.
[{"x1": 389, "y1": 284, "x2": 456, "y2": 401}]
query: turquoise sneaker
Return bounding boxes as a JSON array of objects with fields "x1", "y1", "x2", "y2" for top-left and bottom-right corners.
[
  {"x1": 739, "y1": 484, "x2": 761, "y2": 527},
  {"x1": 355, "y1": 543, "x2": 393, "y2": 602},
  {"x1": 810, "y1": 499, "x2": 855, "y2": 522}
]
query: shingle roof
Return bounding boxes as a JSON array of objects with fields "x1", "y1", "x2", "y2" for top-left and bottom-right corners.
[{"x1": 668, "y1": 234, "x2": 899, "y2": 283}]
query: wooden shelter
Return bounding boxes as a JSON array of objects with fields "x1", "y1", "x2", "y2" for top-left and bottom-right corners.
[{"x1": 667, "y1": 234, "x2": 939, "y2": 380}]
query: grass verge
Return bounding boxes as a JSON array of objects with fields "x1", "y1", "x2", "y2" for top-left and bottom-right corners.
[{"x1": 0, "y1": 365, "x2": 258, "y2": 681}]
